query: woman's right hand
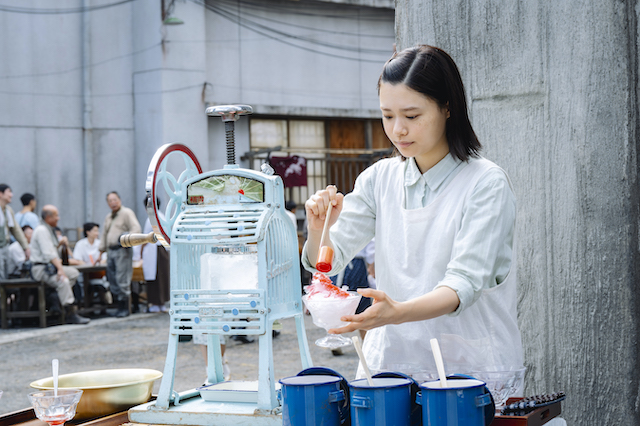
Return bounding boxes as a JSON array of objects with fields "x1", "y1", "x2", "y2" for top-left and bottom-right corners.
[
  {"x1": 304, "y1": 185, "x2": 344, "y2": 269},
  {"x1": 304, "y1": 185, "x2": 344, "y2": 233}
]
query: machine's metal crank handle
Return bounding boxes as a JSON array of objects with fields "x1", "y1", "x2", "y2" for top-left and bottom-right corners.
[{"x1": 120, "y1": 232, "x2": 157, "y2": 247}]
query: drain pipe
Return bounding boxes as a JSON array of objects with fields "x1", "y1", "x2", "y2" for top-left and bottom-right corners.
[{"x1": 82, "y1": 0, "x2": 93, "y2": 222}]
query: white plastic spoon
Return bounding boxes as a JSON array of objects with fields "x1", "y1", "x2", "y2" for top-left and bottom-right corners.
[
  {"x1": 430, "y1": 338, "x2": 447, "y2": 388},
  {"x1": 352, "y1": 336, "x2": 374, "y2": 386},
  {"x1": 52, "y1": 359, "x2": 59, "y2": 397}
]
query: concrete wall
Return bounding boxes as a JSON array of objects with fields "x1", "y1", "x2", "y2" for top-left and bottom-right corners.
[
  {"x1": 0, "y1": 0, "x2": 138, "y2": 234},
  {"x1": 396, "y1": 1, "x2": 640, "y2": 424},
  {"x1": 0, "y1": 0, "x2": 394, "y2": 234},
  {"x1": 201, "y1": 0, "x2": 394, "y2": 118}
]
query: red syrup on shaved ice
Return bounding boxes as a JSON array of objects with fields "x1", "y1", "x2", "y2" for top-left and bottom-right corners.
[{"x1": 305, "y1": 272, "x2": 349, "y2": 299}]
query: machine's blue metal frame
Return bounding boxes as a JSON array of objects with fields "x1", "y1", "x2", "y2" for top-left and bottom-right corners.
[{"x1": 129, "y1": 145, "x2": 313, "y2": 425}]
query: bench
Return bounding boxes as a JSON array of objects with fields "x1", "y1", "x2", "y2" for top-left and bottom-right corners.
[{"x1": 0, "y1": 278, "x2": 64, "y2": 329}]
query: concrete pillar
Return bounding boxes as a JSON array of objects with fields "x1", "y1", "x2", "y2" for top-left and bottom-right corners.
[
  {"x1": 132, "y1": 0, "x2": 209, "y2": 221},
  {"x1": 132, "y1": 0, "x2": 164, "y2": 221},
  {"x1": 395, "y1": 1, "x2": 640, "y2": 424}
]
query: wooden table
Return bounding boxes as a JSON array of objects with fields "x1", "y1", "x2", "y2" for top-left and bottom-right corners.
[
  {"x1": 0, "y1": 278, "x2": 64, "y2": 328},
  {"x1": 74, "y1": 265, "x2": 146, "y2": 315},
  {"x1": 74, "y1": 265, "x2": 109, "y2": 315}
]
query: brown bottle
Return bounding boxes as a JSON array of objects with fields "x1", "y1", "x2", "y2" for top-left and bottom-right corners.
[{"x1": 60, "y1": 243, "x2": 69, "y2": 266}]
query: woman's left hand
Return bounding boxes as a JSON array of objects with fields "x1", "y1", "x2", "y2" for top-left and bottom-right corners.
[
  {"x1": 328, "y1": 288, "x2": 401, "y2": 334},
  {"x1": 328, "y1": 286, "x2": 460, "y2": 334}
]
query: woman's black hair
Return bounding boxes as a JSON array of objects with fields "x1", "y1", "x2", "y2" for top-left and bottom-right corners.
[
  {"x1": 83, "y1": 222, "x2": 99, "y2": 237},
  {"x1": 378, "y1": 45, "x2": 481, "y2": 162}
]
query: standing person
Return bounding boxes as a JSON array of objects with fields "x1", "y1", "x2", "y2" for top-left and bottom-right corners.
[
  {"x1": 302, "y1": 45, "x2": 523, "y2": 382},
  {"x1": 31, "y1": 205, "x2": 89, "y2": 324},
  {"x1": 140, "y1": 197, "x2": 169, "y2": 313},
  {"x1": 284, "y1": 200, "x2": 298, "y2": 230},
  {"x1": 99, "y1": 191, "x2": 141, "y2": 317},
  {"x1": 0, "y1": 184, "x2": 30, "y2": 280},
  {"x1": 14, "y1": 193, "x2": 40, "y2": 230}
]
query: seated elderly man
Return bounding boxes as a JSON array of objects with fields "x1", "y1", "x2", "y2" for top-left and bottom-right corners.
[{"x1": 31, "y1": 205, "x2": 90, "y2": 325}]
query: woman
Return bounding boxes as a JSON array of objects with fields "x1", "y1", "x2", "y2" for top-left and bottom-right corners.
[
  {"x1": 73, "y1": 222, "x2": 102, "y2": 265},
  {"x1": 303, "y1": 45, "x2": 523, "y2": 382},
  {"x1": 139, "y1": 197, "x2": 170, "y2": 313},
  {"x1": 72, "y1": 222, "x2": 111, "y2": 308}
]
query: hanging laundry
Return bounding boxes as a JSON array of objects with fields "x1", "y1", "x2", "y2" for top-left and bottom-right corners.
[{"x1": 270, "y1": 156, "x2": 308, "y2": 187}]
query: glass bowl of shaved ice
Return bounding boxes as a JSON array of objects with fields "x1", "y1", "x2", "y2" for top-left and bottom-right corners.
[{"x1": 302, "y1": 272, "x2": 362, "y2": 348}]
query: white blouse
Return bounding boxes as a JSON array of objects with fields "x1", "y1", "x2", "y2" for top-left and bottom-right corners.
[{"x1": 302, "y1": 154, "x2": 516, "y2": 315}]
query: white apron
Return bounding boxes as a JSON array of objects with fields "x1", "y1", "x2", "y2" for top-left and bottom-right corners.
[{"x1": 358, "y1": 158, "x2": 523, "y2": 383}]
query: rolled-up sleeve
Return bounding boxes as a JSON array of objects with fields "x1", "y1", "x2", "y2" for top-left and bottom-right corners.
[
  {"x1": 434, "y1": 168, "x2": 516, "y2": 315},
  {"x1": 302, "y1": 165, "x2": 378, "y2": 275}
]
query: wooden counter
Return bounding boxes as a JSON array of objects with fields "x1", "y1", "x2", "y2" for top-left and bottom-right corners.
[{"x1": 0, "y1": 408, "x2": 128, "y2": 426}]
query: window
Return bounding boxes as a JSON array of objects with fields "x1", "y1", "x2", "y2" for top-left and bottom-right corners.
[
  {"x1": 248, "y1": 117, "x2": 391, "y2": 206},
  {"x1": 250, "y1": 119, "x2": 326, "y2": 205}
]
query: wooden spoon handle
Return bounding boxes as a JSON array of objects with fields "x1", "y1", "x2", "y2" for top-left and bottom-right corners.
[{"x1": 319, "y1": 201, "x2": 333, "y2": 248}]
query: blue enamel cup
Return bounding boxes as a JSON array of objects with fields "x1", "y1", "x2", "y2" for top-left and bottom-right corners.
[
  {"x1": 296, "y1": 367, "x2": 350, "y2": 425},
  {"x1": 349, "y1": 377, "x2": 413, "y2": 425},
  {"x1": 279, "y1": 375, "x2": 345, "y2": 426},
  {"x1": 372, "y1": 372, "x2": 422, "y2": 426},
  {"x1": 417, "y1": 377, "x2": 494, "y2": 426}
]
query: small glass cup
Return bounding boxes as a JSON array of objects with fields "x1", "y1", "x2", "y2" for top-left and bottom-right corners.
[
  {"x1": 302, "y1": 292, "x2": 362, "y2": 348},
  {"x1": 28, "y1": 389, "x2": 83, "y2": 426}
]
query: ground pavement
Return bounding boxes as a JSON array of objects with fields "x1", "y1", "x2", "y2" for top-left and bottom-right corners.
[{"x1": 0, "y1": 311, "x2": 360, "y2": 416}]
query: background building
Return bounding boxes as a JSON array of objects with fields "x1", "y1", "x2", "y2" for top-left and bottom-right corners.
[{"x1": 0, "y1": 0, "x2": 394, "y2": 236}]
